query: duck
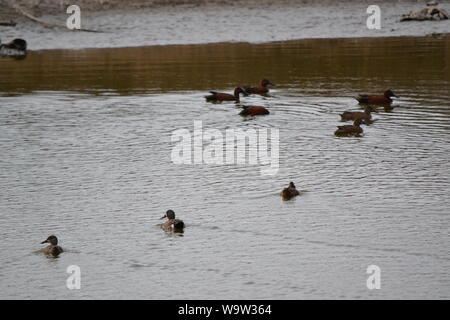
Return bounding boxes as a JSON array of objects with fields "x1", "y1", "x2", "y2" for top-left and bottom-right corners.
[
  {"x1": 334, "y1": 118, "x2": 364, "y2": 137},
  {"x1": 205, "y1": 87, "x2": 246, "y2": 103},
  {"x1": 40, "y1": 235, "x2": 64, "y2": 257},
  {"x1": 239, "y1": 105, "x2": 270, "y2": 116},
  {"x1": 280, "y1": 182, "x2": 300, "y2": 200},
  {"x1": 340, "y1": 105, "x2": 377, "y2": 123},
  {"x1": 355, "y1": 90, "x2": 399, "y2": 105},
  {"x1": 0, "y1": 38, "x2": 27, "y2": 56},
  {"x1": 244, "y1": 79, "x2": 276, "y2": 95},
  {"x1": 160, "y1": 210, "x2": 185, "y2": 233}
]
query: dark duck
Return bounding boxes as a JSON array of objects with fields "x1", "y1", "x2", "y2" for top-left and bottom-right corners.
[
  {"x1": 0, "y1": 38, "x2": 27, "y2": 56},
  {"x1": 334, "y1": 118, "x2": 364, "y2": 137},
  {"x1": 160, "y1": 210, "x2": 185, "y2": 233},
  {"x1": 355, "y1": 90, "x2": 399, "y2": 105},
  {"x1": 280, "y1": 182, "x2": 300, "y2": 200},
  {"x1": 239, "y1": 106, "x2": 270, "y2": 116},
  {"x1": 205, "y1": 87, "x2": 246, "y2": 103},
  {"x1": 40, "y1": 235, "x2": 64, "y2": 257},
  {"x1": 244, "y1": 79, "x2": 276, "y2": 95},
  {"x1": 340, "y1": 105, "x2": 377, "y2": 123}
]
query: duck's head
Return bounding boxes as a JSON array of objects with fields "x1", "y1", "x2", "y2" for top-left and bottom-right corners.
[
  {"x1": 384, "y1": 89, "x2": 399, "y2": 98},
  {"x1": 354, "y1": 118, "x2": 364, "y2": 126},
  {"x1": 260, "y1": 79, "x2": 276, "y2": 87},
  {"x1": 160, "y1": 209, "x2": 176, "y2": 220},
  {"x1": 289, "y1": 182, "x2": 296, "y2": 188},
  {"x1": 41, "y1": 235, "x2": 58, "y2": 245},
  {"x1": 234, "y1": 87, "x2": 246, "y2": 96}
]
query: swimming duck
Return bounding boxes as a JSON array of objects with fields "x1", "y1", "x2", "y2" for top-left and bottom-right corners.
[
  {"x1": 356, "y1": 90, "x2": 399, "y2": 105},
  {"x1": 244, "y1": 79, "x2": 276, "y2": 95},
  {"x1": 160, "y1": 210, "x2": 185, "y2": 233},
  {"x1": 40, "y1": 235, "x2": 63, "y2": 257},
  {"x1": 340, "y1": 105, "x2": 377, "y2": 123},
  {"x1": 334, "y1": 118, "x2": 364, "y2": 137},
  {"x1": 205, "y1": 87, "x2": 246, "y2": 103},
  {"x1": 239, "y1": 106, "x2": 270, "y2": 116},
  {"x1": 0, "y1": 38, "x2": 27, "y2": 56},
  {"x1": 280, "y1": 182, "x2": 300, "y2": 200}
]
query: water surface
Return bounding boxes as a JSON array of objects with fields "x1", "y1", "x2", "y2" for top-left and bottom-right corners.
[{"x1": 0, "y1": 35, "x2": 449, "y2": 299}]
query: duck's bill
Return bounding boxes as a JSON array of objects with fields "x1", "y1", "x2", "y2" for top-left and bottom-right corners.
[
  {"x1": 159, "y1": 215, "x2": 167, "y2": 220},
  {"x1": 393, "y1": 94, "x2": 399, "y2": 98},
  {"x1": 269, "y1": 82, "x2": 276, "y2": 86},
  {"x1": 41, "y1": 240, "x2": 48, "y2": 244}
]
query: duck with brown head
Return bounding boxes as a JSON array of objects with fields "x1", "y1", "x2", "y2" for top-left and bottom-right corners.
[
  {"x1": 205, "y1": 87, "x2": 246, "y2": 103},
  {"x1": 334, "y1": 118, "x2": 364, "y2": 137},
  {"x1": 40, "y1": 235, "x2": 63, "y2": 257},
  {"x1": 280, "y1": 182, "x2": 300, "y2": 201},
  {"x1": 160, "y1": 210, "x2": 185, "y2": 233},
  {"x1": 0, "y1": 38, "x2": 27, "y2": 56},
  {"x1": 239, "y1": 105, "x2": 270, "y2": 116},
  {"x1": 356, "y1": 89, "x2": 399, "y2": 105},
  {"x1": 340, "y1": 105, "x2": 378, "y2": 123},
  {"x1": 244, "y1": 79, "x2": 276, "y2": 95}
]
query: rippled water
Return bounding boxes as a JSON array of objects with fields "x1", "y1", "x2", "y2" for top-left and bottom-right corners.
[{"x1": 0, "y1": 35, "x2": 449, "y2": 299}]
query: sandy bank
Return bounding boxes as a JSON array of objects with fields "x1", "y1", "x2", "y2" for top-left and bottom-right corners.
[
  {"x1": 1, "y1": 0, "x2": 448, "y2": 50},
  {"x1": 1, "y1": 0, "x2": 430, "y2": 15}
]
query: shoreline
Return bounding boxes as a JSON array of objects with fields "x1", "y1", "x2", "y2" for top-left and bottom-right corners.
[
  {"x1": 3, "y1": 0, "x2": 418, "y2": 15},
  {"x1": 2, "y1": 0, "x2": 449, "y2": 51},
  {"x1": 23, "y1": 32, "x2": 450, "y2": 53}
]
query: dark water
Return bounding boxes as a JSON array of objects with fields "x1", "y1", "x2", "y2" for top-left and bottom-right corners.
[{"x1": 0, "y1": 35, "x2": 449, "y2": 299}]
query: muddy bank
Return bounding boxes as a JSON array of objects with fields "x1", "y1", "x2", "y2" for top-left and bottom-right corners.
[
  {"x1": 0, "y1": 0, "x2": 450, "y2": 50},
  {"x1": 1, "y1": 0, "x2": 449, "y2": 50},
  {"x1": 0, "y1": 0, "x2": 439, "y2": 15}
]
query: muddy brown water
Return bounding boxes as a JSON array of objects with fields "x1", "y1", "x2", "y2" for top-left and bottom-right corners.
[{"x1": 0, "y1": 35, "x2": 449, "y2": 299}]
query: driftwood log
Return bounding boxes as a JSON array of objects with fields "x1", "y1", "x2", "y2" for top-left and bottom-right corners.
[
  {"x1": 0, "y1": 20, "x2": 17, "y2": 26},
  {"x1": 401, "y1": 7, "x2": 449, "y2": 21}
]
